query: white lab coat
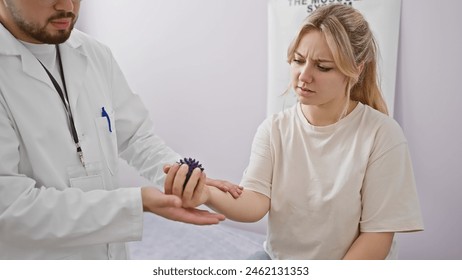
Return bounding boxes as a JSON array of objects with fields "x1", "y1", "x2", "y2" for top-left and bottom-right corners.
[{"x1": 0, "y1": 24, "x2": 180, "y2": 259}]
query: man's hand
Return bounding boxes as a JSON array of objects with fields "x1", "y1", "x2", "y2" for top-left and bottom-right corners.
[
  {"x1": 141, "y1": 186, "x2": 225, "y2": 225},
  {"x1": 163, "y1": 164, "x2": 243, "y2": 198},
  {"x1": 164, "y1": 163, "x2": 209, "y2": 208}
]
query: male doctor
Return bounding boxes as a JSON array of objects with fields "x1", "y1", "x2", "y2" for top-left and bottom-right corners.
[{"x1": 0, "y1": 0, "x2": 239, "y2": 259}]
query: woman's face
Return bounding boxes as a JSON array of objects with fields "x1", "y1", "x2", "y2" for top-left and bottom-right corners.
[{"x1": 290, "y1": 30, "x2": 348, "y2": 109}]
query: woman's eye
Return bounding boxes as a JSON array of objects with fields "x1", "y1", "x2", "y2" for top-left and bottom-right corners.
[
  {"x1": 293, "y1": 58, "x2": 305, "y2": 64},
  {"x1": 317, "y1": 65, "x2": 332, "y2": 72}
]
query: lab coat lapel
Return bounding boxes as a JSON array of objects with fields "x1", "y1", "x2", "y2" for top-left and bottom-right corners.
[
  {"x1": 20, "y1": 49, "x2": 57, "y2": 92},
  {"x1": 0, "y1": 24, "x2": 56, "y2": 91}
]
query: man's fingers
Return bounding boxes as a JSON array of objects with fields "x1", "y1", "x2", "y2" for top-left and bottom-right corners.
[
  {"x1": 163, "y1": 164, "x2": 172, "y2": 174},
  {"x1": 182, "y1": 168, "x2": 203, "y2": 202},
  {"x1": 172, "y1": 164, "x2": 188, "y2": 197},
  {"x1": 164, "y1": 163, "x2": 180, "y2": 195},
  {"x1": 175, "y1": 208, "x2": 225, "y2": 225}
]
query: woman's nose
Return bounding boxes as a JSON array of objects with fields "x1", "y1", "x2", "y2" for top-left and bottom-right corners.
[{"x1": 299, "y1": 64, "x2": 314, "y2": 84}]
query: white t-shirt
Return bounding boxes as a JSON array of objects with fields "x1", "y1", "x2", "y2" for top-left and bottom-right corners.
[{"x1": 241, "y1": 102, "x2": 424, "y2": 259}]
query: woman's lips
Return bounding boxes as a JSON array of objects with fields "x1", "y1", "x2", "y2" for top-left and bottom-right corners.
[{"x1": 297, "y1": 86, "x2": 316, "y2": 97}]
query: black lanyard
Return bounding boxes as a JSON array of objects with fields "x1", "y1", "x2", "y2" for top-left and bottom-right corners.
[{"x1": 38, "y1": 45, "x2": 85, "y2": 168}]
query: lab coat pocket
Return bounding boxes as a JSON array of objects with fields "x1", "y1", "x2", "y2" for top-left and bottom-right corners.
[
  {"x1": 95, "y1": 109, "x2": 118, "y2": 175},
  {"x1": 68, "y1": 161, "x2": 105, "y2": 191},
  {"x1": 70, "y1": 174, "x2": 104, "y2": 192}
]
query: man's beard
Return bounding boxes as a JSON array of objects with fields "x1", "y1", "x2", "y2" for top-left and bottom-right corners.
[{"x1": 8, "y1": 4, "x2": 77, "y2": 44}]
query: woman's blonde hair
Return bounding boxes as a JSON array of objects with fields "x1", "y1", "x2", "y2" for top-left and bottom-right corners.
[{"x1": 287, "y1": 4, "x2": 388, "y2": 115}]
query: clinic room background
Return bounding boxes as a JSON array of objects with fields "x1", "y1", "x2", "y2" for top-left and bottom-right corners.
[{"x1": 77, "y1": 0, "x2": 462, "y2": 260}]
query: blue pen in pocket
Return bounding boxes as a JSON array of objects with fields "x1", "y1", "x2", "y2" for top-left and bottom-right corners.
[{"x1": 101, "y1": 107, "x2": 112, "y2": 133}]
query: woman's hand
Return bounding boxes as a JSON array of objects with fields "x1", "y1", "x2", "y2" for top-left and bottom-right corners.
[{"x1": 205, "y1": 178, "x2": 243, "y2": 198}]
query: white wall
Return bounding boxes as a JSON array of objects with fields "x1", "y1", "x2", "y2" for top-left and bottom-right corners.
[
  {"x1": 393, "y1": 0, "x2": 462, "y2": 260},
  {"x1": 77, "y1": 0, "x2": 269, "y2": 234},
  {"x1": 77, "y1": 0, "x2": 462, "y2": 259}
]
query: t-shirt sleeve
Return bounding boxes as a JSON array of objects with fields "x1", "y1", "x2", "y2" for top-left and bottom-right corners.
[
  {"x1": 239, "y1": 118, "x2": 273, "y2": 198},
  {"x1": 360, "y1": 139, "x2": 424, "y2": 233}
]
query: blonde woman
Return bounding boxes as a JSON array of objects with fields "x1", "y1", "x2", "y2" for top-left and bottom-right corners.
[{"x1": 166, "y1": 4, "x2": 423, "y2": 260}]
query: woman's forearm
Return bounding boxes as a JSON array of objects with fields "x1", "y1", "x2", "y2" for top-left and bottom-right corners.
[
  {"x1": 343, "y1": 232, "x2": 394, "y2": 260},
  {"x1": 205, "y1": 187, "x2": 270, "y2": 223}
]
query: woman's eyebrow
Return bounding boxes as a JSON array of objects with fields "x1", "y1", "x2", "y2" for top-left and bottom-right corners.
[
  {"x1": 294, "y1": 51, "x2": 305, "y2": 58},
  {"x1": 315, "y1": 58, "x2": 334, "y2": 63},
  {"x1": 294, "y1": 51, "x2": 333, "y2": 63}
]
